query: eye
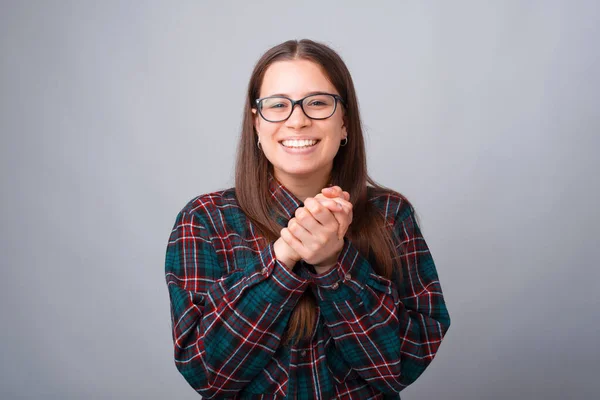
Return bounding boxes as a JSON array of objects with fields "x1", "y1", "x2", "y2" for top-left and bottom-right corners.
[
  {"x1": 305, "y1": 95, "x2": 334, "y2": 108},
  {"x1": 262, "y1": 98, "x2": 290, "y2": 110}
]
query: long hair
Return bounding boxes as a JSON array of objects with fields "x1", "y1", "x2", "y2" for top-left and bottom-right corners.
[{"x1": 235, "y1": 39, "x2": 405, "y2": 344}]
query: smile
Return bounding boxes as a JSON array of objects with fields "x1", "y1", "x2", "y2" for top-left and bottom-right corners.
[{"x1": 280, "y1": 139, "x2": 320, "y2": 148}]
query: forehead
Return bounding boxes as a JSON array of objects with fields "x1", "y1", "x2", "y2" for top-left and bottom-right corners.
[{"x1": 260, "y1": 59, "x2": 337, "y2": 98}]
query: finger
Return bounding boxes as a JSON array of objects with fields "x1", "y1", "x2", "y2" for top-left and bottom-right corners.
[
  {"x1": 313, "y1": 195, "x2": 350, "y2": 238},
  {"x1": 313, "y1": 196, "x2": 343, "y2": 212},
  {"x1": 302, "y1": 199, "x2": 343, "y2": 243},
  {"x1": 303, "y1": 197, "x2": 338, "y2": 227},
  {"x1": 280, "y1": 227, "x2": 307, "y2": 259},
  {"x1": 329, "y1": 186, "x2": 350, "y2": 202},
  {"x1": 315, "y1": 192, "x2": 352, "y2": 209},
  {"x1": 322, "y1": 186, "x2": 351, "y2": 203},
  {"x1": 314, "y1": 193, "x2": 353, "y2": 215},
  {"x1": 294, "y1": 207, "x2": 322, "y2": 234},
  {"x1": 287, "y1": 217, "x2": 313, "y2": 244},
  {"x1": 315, "y1": 194, "x2": 353, "y2": 217},
  {"x1": 295, "y1": 206, "x2": 340, "y2": 242},
  {"x1": 331, "y1": 210, "x2": 351, "y2": 240},
  {"x1": 321, "y1": 186, "x2": 344, "y2": 199}
]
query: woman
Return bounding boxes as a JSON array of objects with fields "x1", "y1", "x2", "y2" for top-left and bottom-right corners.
[{"x1": 165, "y1": 39, "x2": 450, "y2": 399}]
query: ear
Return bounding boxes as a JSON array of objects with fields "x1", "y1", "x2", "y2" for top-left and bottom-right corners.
[{"x1": 341, "y1": 116, "x2": 348, "y2": 139}]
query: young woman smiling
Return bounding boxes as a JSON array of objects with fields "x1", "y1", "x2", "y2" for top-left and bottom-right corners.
[{"x1": 165, "y1": 39, "x2": 451, "y2": 399}]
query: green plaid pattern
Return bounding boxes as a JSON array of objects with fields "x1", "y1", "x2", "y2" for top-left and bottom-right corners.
[{"x1": 165, "y1": 177, "x2": 450, "y2": 399}]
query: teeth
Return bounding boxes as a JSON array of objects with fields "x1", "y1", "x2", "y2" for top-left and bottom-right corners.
[{"x1": 281, "y1": 139, "x2": 318, "y2": 148}]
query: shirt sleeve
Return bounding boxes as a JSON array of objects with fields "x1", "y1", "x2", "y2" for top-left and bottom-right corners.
[
  {"x1": 304, "y1": 204, "x2": 451, "y2": 394},
  {"x1": 165, "y1": 210, "x2": 310, "y2": 398}
]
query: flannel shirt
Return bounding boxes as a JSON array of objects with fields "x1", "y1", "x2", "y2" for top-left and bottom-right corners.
[{"x1": 165, "y1": 176, "x2": 450, "y2": 399}]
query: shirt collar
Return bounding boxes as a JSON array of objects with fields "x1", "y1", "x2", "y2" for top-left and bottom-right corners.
[{"x1": 267, "y1": 173, "x2": 303, "y2": 220}]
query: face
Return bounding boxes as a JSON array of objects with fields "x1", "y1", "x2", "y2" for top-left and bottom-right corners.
[{"x1": 253, "y1": 59, "x2": 347, "y2": 186}]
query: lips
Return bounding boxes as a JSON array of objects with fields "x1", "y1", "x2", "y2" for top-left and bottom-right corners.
[{"x1": 280, "y1": 139, "x2": 320, "y2": 148}]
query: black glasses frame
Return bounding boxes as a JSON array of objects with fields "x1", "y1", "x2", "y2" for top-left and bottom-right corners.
[{"x1": 254, "y1": 92, "x2": 345, "y2": 122}]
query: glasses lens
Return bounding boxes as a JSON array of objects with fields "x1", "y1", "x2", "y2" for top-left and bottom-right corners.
[
  {"x1": 302, "y1": 94, "x2": 336, "y2": 119},
  {"x1": 259, "y1": 97, "x2": 292, "y2": 122}
]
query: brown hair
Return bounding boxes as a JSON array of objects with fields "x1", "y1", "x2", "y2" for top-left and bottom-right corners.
[{"x1": 235, "y1": 39, "x2": 404, "y2": 344}]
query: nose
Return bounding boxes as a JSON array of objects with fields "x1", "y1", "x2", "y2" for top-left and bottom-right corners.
[{"x1": 285, "y1": 103, "x2": 310, "y2": 129}]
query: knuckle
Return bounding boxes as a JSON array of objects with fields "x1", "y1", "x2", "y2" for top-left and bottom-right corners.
[
  {"x1": 306, "y1": 198, "x2": 319, "y2": 210},
  {"x1": 317, "y1": 235, "x2": 328, "y2": 245}
]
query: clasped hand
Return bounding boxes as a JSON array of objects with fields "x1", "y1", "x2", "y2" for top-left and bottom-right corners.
[{"x1": 278, "y1": 186, "x2": 353, "y2": 274}]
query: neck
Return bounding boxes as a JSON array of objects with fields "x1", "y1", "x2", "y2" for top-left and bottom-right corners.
[{"x1": 274, "y1": 169, "x2": 331, "y2": 203}]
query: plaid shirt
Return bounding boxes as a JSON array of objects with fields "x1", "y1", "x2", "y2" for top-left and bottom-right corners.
[{"x1": 165, "y1": 177, "x2": 450, "y2": 399}]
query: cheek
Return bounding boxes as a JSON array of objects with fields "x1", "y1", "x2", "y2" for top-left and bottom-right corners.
[
  {"x1": 329, "y1": 113, "x2": 345, "y2": 132},
  {"x1": 323, "y1": 121, "x2": 344, "y2": 139},
  {"x1": 257, "y1": 120, "x2": 280, "y2": 137}
]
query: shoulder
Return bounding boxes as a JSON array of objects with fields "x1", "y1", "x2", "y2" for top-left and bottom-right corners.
[
  {"x1": 178, "y1": 187, "x2": 239, "y2": 224},
  {"x1": 366, "y1": 185, "x2": 415, "y2": 223}
]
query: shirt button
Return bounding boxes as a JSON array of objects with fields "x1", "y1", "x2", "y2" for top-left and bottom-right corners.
[
  {"x1": 300, "y1": 350, "x2": 307, "y2": 357},
  {"x1": 331, "y1": 282, "x2": 339, "y2": 290},
  {"x1": 344, "y1": 272, "x2": 351, "y2": 281},
  {"x1": 261, "y1": 267, "x2": 269, "y2": 276}
]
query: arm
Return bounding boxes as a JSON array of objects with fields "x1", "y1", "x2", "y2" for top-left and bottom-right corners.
[
  {"x1": 165, "y1": 210, "x2": 309, "y2": 398},
  {"x1": 306, "y1": 204, "x2": 451, "y2": 393}
]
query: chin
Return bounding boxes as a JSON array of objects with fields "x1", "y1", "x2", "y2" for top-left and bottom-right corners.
[
  {"x1": 280, "y1": 168, "x2": 319, "y2": 177},
  {"x1": 275, "y1": 163, "x2": 332, "y2": 180}
]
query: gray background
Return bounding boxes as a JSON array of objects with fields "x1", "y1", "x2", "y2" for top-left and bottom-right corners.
[{"x1": 1, "y1": 1, "x2": 599, "y2": 399}]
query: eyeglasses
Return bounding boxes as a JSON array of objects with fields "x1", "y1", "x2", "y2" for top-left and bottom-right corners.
[{"x1": 255, "y1": 93, "x2": 345, "y2": 123}]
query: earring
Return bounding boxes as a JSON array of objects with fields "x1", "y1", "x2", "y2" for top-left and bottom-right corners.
[
  {"x1": 257, "y1": 136, "x2": 262, "y2": 150},
  {"x1": 340, "y1": 137, "x2": 348, "y2": 147}
]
